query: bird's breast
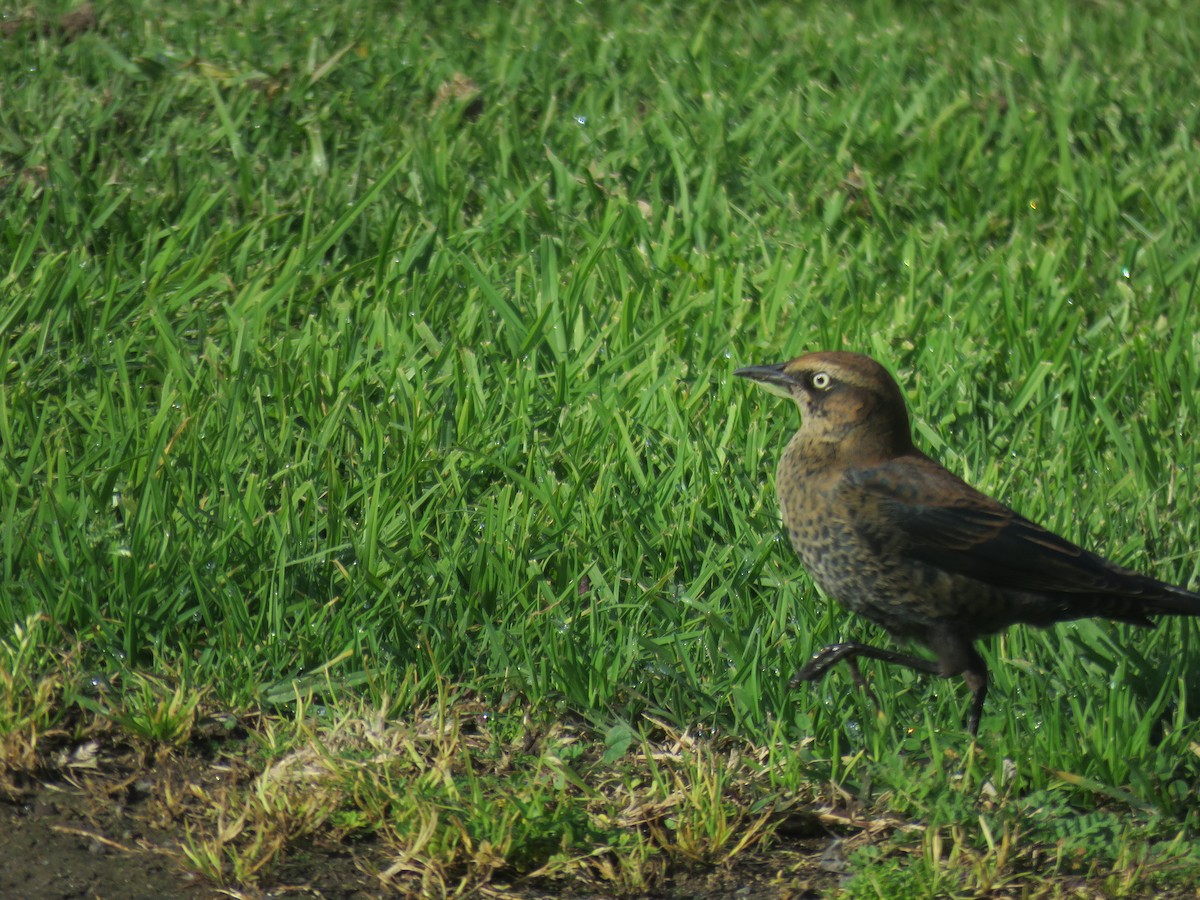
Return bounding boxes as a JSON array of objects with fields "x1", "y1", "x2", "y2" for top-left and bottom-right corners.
[{"x1": 775, "y1": 453, "x2": 949, "y2": 636}]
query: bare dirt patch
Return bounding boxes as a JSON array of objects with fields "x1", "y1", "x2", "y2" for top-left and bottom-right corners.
[
  {"x1": 1, "y1": 730, "x2": 844, "y2": 899},
  {"x1": 1, "y1": 736, "x2": 378, "y2": 899},
  {"x1": 2, "y1": 786, "x2": 198, "y2": 899}
]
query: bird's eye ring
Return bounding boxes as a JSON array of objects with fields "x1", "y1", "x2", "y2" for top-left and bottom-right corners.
[{"x1": 811, "y1": 372, "x2": 832, "y2": 390}]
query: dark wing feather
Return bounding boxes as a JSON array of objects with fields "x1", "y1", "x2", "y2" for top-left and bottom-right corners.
[{"x1": 847, "y1": 454, "x2": 1166, "y2": 600}]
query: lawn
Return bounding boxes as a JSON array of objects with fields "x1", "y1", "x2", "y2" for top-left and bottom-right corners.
[{"x1": 4, "y1": 0, "x2": 1200, "y2": 896}]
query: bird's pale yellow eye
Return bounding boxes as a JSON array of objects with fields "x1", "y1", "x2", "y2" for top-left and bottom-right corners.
[{"x1": 811, "y1": 372, "x2": 833, "y2": 390}]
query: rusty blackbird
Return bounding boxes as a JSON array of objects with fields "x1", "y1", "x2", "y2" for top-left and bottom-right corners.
[{"x1": 736, "y1": 351, "x2": 1200, "y2": 735}]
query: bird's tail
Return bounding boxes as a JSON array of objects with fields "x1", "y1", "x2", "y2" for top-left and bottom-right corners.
[{"x1": 1150, "y1": 581, "x2": 1200, "y2": 617}]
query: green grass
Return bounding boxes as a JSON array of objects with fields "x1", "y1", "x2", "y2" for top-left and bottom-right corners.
[{"x1": 4, "y1": 0, "x2": 1200, "y2": 894}]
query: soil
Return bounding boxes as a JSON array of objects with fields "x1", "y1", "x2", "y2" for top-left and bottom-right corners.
[
  {"x1": 1, "y1": 739, "x2": 844, "y2": 900},
  {"x1": 1, "y1": 747, "x2": 378, "y2": 899}
]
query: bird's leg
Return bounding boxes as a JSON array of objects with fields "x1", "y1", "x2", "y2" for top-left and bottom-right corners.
[
  {"x1": 790, "y1": 641, "x2": 942, "y2": 689},
  {"x1": 793, "y1": 639, "x2": 991, "y2": 736},
  {"x1": 960, "y1": 651, "x2": 988, "y2": 738},
  {"x1": 928, "y1": 631, "x2": 989, "y2": 737}
]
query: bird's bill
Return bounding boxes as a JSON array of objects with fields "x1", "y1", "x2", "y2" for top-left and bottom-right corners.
[{"x1": 734, "y1": 363, "x2": 797, "y2": 399}]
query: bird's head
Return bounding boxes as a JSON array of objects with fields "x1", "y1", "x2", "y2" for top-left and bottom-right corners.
[{"x1": 735, "y1": 351, "x2": 913, "y2": 460}]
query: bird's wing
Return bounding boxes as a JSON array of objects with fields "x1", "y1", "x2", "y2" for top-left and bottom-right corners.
[{"x1": 846, "y1": 454, "x2": 1150, "y2": 598}]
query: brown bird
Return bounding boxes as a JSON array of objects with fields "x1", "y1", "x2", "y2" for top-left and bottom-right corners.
[{"x1": 736, "y1": 351, "x2": 1200, "y2": 735}]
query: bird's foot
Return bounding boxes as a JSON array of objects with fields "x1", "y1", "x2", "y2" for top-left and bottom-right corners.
[{"x1": 789, "y1": 642, "x2": 860, "y2": 687}]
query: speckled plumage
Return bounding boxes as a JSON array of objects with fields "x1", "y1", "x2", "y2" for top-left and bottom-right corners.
[{"x1": 736, "y1": 351, "x2": 1200, "y2": 735}]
